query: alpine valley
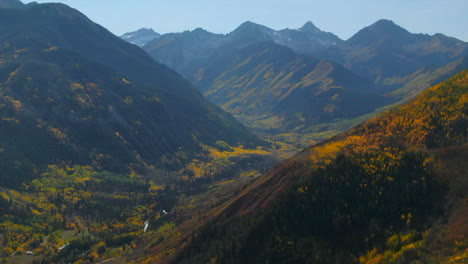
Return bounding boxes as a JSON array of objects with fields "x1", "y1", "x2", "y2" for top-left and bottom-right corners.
[{"x1": 0, "y1": 0, "x2": 466, "y2": 263}]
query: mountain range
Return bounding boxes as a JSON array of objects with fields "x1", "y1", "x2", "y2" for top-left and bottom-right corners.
[
  {"x1": 127, "y1": 21, "x2": 467, "y2": 91},
  {"x1": 123, "y1": 20, "x2": 467, "y2": 138},
  {"x1": 138, "y1": 21, "x2": 343, "y2": 81}
]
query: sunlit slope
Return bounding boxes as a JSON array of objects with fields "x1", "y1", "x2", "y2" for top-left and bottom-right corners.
[
  {"x1": 170, "y1": 70, "x2": 467, "y2": 263},
  {"x1": 195, "y1": 41, "x2": 389, "y2": 133}
]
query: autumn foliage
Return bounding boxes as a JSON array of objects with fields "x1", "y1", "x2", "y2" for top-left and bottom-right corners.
[{"x1": 172, "y1": 70, "x2": 468, "y2": 264}]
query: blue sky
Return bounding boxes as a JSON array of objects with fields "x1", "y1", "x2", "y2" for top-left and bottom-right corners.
[{"x1": 24, "y1": 0, "x2": 468, "y2": 41}]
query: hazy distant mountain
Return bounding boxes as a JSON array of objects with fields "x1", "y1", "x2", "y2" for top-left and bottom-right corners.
[
  {"x1": 194, "y1": 41, "x2": 388, "y2": 133},
  {"x1": 223, "y1": 21, "x2": 343, "y2": 58},
  {"x1": 0, "y1": 2, "x2": 262, "y2": 188},
  {"x1": 139, "y1": 21, "x2": 343, "y2": 80},
  {"x1": 323, "y1": 19, "x2": 468, "y2": 94},
  {"x1": 274, "y1": 21, "x2": 343, "y2": 56},
  {"x1": 140, "y1": 20, "x2": 466, "y2": 101},
  {"x1": 225, "y1": 20, "x2": 343, "y2": 54},
  {"x1": 144, "y1": 28, "x2": 228, "y2": 79},
  {"x1": 120, "y1": 28, "x2": 160, "y2": 47}
]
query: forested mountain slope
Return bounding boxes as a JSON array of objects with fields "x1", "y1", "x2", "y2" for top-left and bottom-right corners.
[
  {"x1": 0, "y1": 1, "x2": 271, "y2": 263},
  {"x1": 0, "y1": 2, "x2": 263, "y2": 188},
  {"x1": 166, "y1": 70, "x2": 468, "y2": 263}
]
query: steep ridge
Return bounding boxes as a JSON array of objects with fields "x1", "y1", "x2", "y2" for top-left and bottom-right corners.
[
  {"x1": 0, "y1": 2, "x2": 263, "y2": 188},
  {"x1": 194, "y1": 41, "x2": 389, "y2": 133},
  {"x1": 0, "y1": 3, "x2": 197, "y2": 98},
  {"x1": 167, "y1": 70, "x2": 468, "y2": 263}
]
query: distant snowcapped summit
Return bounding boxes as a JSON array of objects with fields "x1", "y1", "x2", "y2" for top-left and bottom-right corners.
[{"x1": 120, "y1": 28, "x2": 160, "y2": 47}]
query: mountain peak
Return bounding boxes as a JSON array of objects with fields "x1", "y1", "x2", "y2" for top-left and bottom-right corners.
[
  {"x1": 348, "y1": 19, "x2": 411, "y2": 44},
  {"x1": 240, "y1": 20, "x2": 259, "y2": 27},
  {"x1": 366, "y1": 19, "x2": 412, "y2": 38},
  {"x1": 0, "y1": 0, "x2": 25, "y2": 9},
  {"x1": 369, "y1": 19, "x2": 404, "y2": 31},
  {"x1": 300, "y1": 21, "x2": 320, "y2": 32},
  {"x1": 232, "y1": 21, "x2": 274, "y2": 34}
]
